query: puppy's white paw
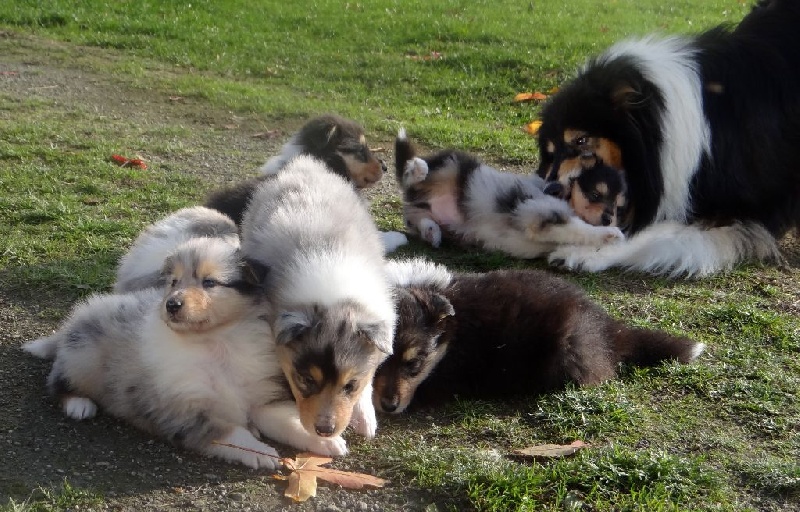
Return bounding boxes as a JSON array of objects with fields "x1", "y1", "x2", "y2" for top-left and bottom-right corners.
[
  {"x1": 349, "y1": 389, "x2": 378, "y2": 438},
  {"x1": 209, "y1": 426, "x2": 280, "y2": 471},
  {"x1": 304, "y1": 435, "x2": 348, "y2": 457},
  {"x1": 601, "y1": 227, "x2": 625, "y2": 244},
  {"x1": 403, "y1": 157, "x2": 429, "y2": 185},
  {"x1": 548, "y1": 245, "x2": 611, "y2": 273},
  {"x1": 419, "y1": 218, "x2": 442, "y2": 248},
  {"x1": 63, "y1": 396, "x2": 97, "y2": 420},
  {"x1": 381, "y1": 231, "x2": 409, "y2": 253}
]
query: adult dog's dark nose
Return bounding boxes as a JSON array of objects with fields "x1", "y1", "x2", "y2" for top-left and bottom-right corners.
[
  {"x1": 543, "y1": 181, "x2": 565, "y2": 197},
  {"x1": 165, "y1": 297, "x2": 182, "y2": 314},
  {"x1": 380, "y1": 396, "x2": 399, "y2": 413}
]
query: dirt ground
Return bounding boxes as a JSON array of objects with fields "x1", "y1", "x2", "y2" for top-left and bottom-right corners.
[{"x1": 0, "y1": 34, "x2": 443, "y2": 511}]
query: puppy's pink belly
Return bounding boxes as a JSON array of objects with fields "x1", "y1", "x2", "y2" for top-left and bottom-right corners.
[{"x1": 428, "y1": 196, "x2": 464, "y2": 227}]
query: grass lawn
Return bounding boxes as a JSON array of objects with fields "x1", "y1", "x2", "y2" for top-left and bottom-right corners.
[{"x1": 1, "y1": 1, "x2": 798, "y2": 511}]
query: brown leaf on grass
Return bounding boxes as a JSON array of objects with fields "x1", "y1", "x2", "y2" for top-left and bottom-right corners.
[
  {"x1": 282, "y1": 453, "x2": 388, "y2": 502},
  {"x1": 513, "y1": 91, "x2": 548, "y2": 102},
  {"x1": 405, "y1": 51, "x2": 443, "y2": 61},
  {"x1": 252, "y1": 129, "x2": 281, "y2": 140},
  {"x1": 513, "y1": 440, "x2": 589, "y2": 461}
]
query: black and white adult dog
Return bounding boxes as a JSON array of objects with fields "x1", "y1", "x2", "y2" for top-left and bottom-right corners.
[{"x1": 537, "y1": 0, "x2": 799, "y2": 277}]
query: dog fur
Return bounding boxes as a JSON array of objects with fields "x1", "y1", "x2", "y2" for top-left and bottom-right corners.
[
  {"x1": 537, "y1": 0, "x2": 799, "y2": 276},
  {"x1": 204, "y1": 114, "x2": 386, "y2": 226},
  {"x1": 395, "y1": 130, "x2": 625, "y2": 258},
  {"x1": 240, "y1": 155, "x2": 395, "y2": 444},
  {"x1": 114, "y1": 206, "x2": 239, "y2": 293},
  {"x1": 24, "y1": 238, "x2": 350, "y2": 468},
  {"x1": 374, "y1": 258, "x2": 705, "y2": 413}
]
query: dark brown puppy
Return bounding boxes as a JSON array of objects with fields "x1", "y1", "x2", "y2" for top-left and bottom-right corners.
[{"x1": 374, "y1": 259, "x2": 704, "y2": 413}]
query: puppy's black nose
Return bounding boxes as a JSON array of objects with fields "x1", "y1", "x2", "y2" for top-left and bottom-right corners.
[
  {"x1": 165, "y1": 297, "x2": 182, "y2": 314},
  {"x1": 380, "y1": 397, "x2": 398, "y2": 413},
  {"x1": 543, "y1": 181, "x2": 565, "y2": 197},
  {"x1": 601, "y1": 213, "x2": 612, "y2": 226},
  {"x1": 379, "y1": 158, "x2": 388, "y2": 173},
  {"x1": 315, "y1": 423, "x2": 336, "y2": 437}
]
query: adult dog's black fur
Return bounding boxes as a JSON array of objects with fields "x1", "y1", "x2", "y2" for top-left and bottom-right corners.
[
  {"x1": 536, "y1": 0, "x2": 800, "y2": 277},
  {"x1": 374, "y1": 260, "x2": 704, "y2": 413}
]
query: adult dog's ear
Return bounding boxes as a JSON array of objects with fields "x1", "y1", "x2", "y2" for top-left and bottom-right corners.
[
  {"x1": 611, "y1": 83, "x2": 646, "y2": 110},
  {"x1": 275, "y1": 310, "x2": 312, "y2": 345}
]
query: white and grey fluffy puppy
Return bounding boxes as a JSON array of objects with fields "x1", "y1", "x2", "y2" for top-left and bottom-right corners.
[
  {"x1": 396, "y1": 131, "x2": 625, "y2": 259},
  {"x1": 114, "y1": 206, "x2": 239, "y2": 293},
  {"x1": 24, "y1": 238, "x2": 348, "y2": 469},
  {"x1": 240, "y1": 155, "x2": 395, "y2": 447}
]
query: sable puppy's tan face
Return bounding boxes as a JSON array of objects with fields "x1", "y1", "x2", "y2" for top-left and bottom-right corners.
[
  {"x1": 337, "y1": 133, "x2": 386, "y2": 189},
  {"x1": 568, "y1": 155, "x2": 627, "y2": 227}
]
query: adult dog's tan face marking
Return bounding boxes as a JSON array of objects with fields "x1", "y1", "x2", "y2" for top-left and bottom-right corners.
[{"x1": 540, "y1": 129, "x2": 623, "y2": 196}]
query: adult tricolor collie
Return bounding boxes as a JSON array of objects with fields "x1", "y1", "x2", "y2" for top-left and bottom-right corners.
[{"x1": 537, "y1": 0, "x2": 800, "y2": 277}]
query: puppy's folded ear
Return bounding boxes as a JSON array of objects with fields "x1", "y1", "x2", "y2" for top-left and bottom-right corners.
[
  {"x1": 429, "y1": 293, "x2": 455, "y2": 324},
  {"x1": 161, "y1": 254, "x2": 175, "y2": 277},
  {"x1": 357, "y1": 322, "x2": 393, "y2": 355},
  {"x1": 241, "y1": 257, "x2": 270, "y2": 287},
  {"x1": 275, "y1": 310, "x2": 312, "y2": 345}
]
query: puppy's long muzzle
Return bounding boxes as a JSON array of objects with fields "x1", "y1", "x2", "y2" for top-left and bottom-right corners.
[{"x1": 379, "y1": 396, "x2": 399, "y2": 413}]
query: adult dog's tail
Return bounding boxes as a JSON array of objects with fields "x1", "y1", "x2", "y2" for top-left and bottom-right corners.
[
  {"x1": 612, "y1": 325, "x2": 705, "y2": 367},
  {"x1": 394, "y1": 128, "x2": 416, "y2": 184},
  {"x1": 548, "y1": 221, "x2": 782, "y2": 277}
]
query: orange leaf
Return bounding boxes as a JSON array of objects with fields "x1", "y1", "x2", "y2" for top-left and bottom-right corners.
[
  {"x1": 524, "y1": 120, "x2": 543, "y2": 135},
  {"x1": 514, "y1": 91, "x2": 548, "y2": 102},
  {"x1": 514, "y1": 440, "x2": 589, "y2": 460}
]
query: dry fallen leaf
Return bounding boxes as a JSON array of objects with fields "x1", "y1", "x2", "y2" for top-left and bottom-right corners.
[
  {"x1": 513, "y1": 91, "x2": 548, "y2": 102},
  {"x1": 513, "y1": 440, "x2": 589, "y2": 460},
  {"x1": 212, "y1": 443, "x2": 387, "y2": 503},
  {"x1": 282, "y1": 453, "x2": 388, "y2": 502},
  {"x1": 524, "y1": 120, "x2": 543, "y2": 135}
]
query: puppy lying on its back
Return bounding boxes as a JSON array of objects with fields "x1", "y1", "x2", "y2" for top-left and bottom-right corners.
[
  {"x1": 24, "y1": 238, "x2": 346, "y2": 468},
  {"x1": 395, "y1": 130, "x2": 626, "y2": 258},
  {"x1": 373, "y1": 259, "x2": 705, "y2": 413},
  {"x1": 241, "y1": 155, "x2": 396, "y2": 448}
]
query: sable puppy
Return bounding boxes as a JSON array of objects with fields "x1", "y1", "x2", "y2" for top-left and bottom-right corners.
[
  {"x1": 395, "y1": 130, "x2": 625, "y2": 258},
  {"x1": 24, "y1": 238, "x2": 348, "y2": 469},
  {"x1": 374, "y1": 259, "x2": 704, "y2": 413},
  {"x1": 537, "y1": 0, "x2": 799, "y2": 276},
  {"x1": 114, "y1": 206, "x2": 239, "y2": 293},
  {"x1": 240, "y1": 155, "x2": 395, "y2": 447},
  {"x1": 205, "y1": 114, "x2": 386, "y2": 225}
]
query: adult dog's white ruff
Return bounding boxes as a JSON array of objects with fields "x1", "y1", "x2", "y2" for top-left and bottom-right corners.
[{"x1": 600, "y1": 36, "x2": 711, "y2": 224}]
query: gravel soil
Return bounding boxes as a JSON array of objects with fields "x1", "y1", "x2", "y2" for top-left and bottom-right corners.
[{"x1": 0, "y1": 33, "x2": 441, "y2": 512}]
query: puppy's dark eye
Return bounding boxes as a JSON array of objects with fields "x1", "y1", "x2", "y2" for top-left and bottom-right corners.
[
  {"x1": 587, "y1": 191, "x2": 603, "y2": 202},
  {"x1": 202, "y1": 278, "x2": 219, "y2": 289},
  {"x1": 404, "y1": 359, "x2": 423, "y2": 377},
  {"x1": 297, "y1": 373, "x2": 315, "y2": 390},
  {"x1": 342, "y1": 380, "x2": 358, "y2": 395},
  {"x1": 575, "y1": 136, "x2": 588, "y2": 146}
]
